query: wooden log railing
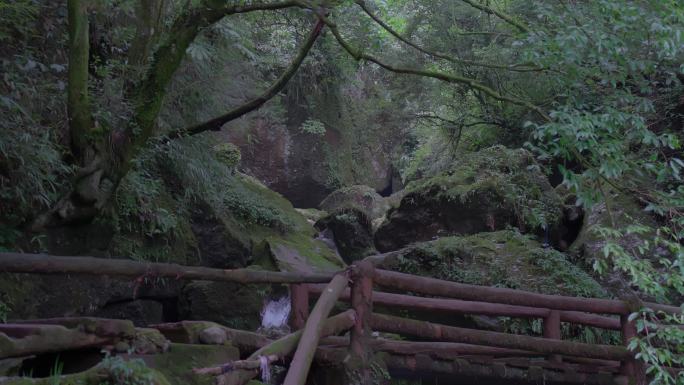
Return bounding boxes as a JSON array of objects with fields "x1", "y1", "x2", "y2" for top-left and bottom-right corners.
[
  {"x1": 292, "y1": 268, "x2": 683, "y2": 385},
  {"x1": 3, "y1": 252, "x2": 682, "y2": 385}
]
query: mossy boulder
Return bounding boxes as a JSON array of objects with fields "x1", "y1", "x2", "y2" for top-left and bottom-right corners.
[
  {"x1": 375, "y1": 146, "x2": 563, "y2": 251},
  {"x1": 570, "y1": 189, "x2": 660, "y2": 300},
  {"x1": 315, "y1": 209, "x2": 376, "y2": 264},
  {"x1": 261, "y1": 233, "x2": 345, "y2": 273},
  {"x1": 319, "y1": 185, "x2": 390, "y2": 220},
  {"x1": 376, "y1": 230, "x2": 612, "y2": 340},
  {"x1": 378, "y1": 230, "x2": 606, "y2": 297},
  {"x1": 136, "y1": 343, "x2": 240, "y2": 385}
]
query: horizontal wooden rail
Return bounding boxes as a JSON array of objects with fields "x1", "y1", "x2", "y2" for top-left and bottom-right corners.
[
  {"x1": 315, "y1": 347, "x2": 625, "y2": 385},
  {"x1": 308, "y1": 284, "x2": 622, "y2": 330},
  {"x1": 0, "y1": 252, "x2": 334, "y2": 284},
  {"x1": 321, "y1": 336, "x2": 537, "y2": 357},
  {"x1": 374, "y1": 269, "x2": 681, "y2": 315},
  {"x1": 370, "y1": 313, "x2": 630, "y2": 361}
]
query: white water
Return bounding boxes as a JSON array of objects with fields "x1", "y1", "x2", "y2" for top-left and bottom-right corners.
[{"x1": 260, "y1": 295, "x2": 291, "y2": 329}]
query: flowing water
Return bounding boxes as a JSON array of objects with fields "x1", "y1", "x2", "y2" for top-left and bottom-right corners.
[{"x1": 260, "y1": 295, "x2": 291, "y2": 329}]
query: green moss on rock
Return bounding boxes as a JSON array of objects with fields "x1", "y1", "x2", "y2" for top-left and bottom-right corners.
[
  {"x1": 262, "y1": 232, "x2": 345, "y2": 273},
  {"x1": 319, "y1": 185, "x2": 390, "y2": 220},
  {"x1": 375, "y1": 146, "x2": 563, "y2": 251},
  {"x1": 315, "y1": 208, "x2": 376, "y2": 264},
  {"x1": 140, "y1": 343, "x2": 239, "y2": 385},
  {"x1": 382, "y1": 230, "x2": 605, "y2": 297}
]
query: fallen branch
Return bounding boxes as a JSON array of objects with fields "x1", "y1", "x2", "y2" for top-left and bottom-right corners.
[
  {"x1": 193, "y1": 355, "x2": 279, "y2": 375},
  {"x1": 282, "y1": 273, "x2": 350, "y2": 385}
]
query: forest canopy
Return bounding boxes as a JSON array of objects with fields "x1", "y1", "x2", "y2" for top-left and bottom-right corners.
[{"x1": 1, "y1": 0, "x2": 683, "y2": 383}]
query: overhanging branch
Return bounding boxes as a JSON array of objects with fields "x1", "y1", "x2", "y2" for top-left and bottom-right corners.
[
  {"x1": 459, "y1": 0, "x2": 530, "y2": 33},
  {"x1": 320, "y1": 15, "x2": 550, "y2": 121},
  {"x1": 355, "y1": 0, "x2": 541, "y2": 72},
  {"x1": 169, "y1": 18, "x2": 325, "y2": 138}
]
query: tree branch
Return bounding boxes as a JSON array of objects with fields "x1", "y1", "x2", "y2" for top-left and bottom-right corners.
[
  {"x1": 320, "y1": 15, "x2": 550, "y2": 121},
  {"x1": 459, "y1": 0, "x2": 530, "y2": 33},
  {"x1": 355, "y1": 0, "x2": 540, "y2": 72},
  {"x1": 119, "y1": 0, "x2": 304, "y2": 178},
  {"x1": 169, "y1": 17, "x2": 325, "y2": 139}
]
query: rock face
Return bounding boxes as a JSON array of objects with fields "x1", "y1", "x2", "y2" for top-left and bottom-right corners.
[
  {"x1": 0, "y1": 273, "x2": 179, "y2": 323},
  {"x1": 179, "y1": 281, "x2": 268, "y2": 331},
  {"x1": 375, "y1": 146, "x2": 563, "y2": 252},
  {"x1": 95, "y1": 300, "x2": 165, "y2": 327},
  {"x1": 315, "y1": 209, "x2": 376, "y2": 263},
  {"x1": 221, "y1": 67, "x2": 409, "y2": 208}
]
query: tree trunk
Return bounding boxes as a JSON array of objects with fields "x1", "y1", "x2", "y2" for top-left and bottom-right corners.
[
  {"x1": 67, "y1": 0, "x2": 94, "y2": 162},
  {"x1": 35, "y1": 1, "x2": 309, "y2": 229}
]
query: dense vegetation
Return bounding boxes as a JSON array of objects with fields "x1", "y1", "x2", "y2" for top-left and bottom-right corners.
[{"x1": 1, "y1": 0, "x2": 683, "y2": 383}]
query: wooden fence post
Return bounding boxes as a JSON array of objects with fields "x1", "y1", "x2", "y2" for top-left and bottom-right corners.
[
  {"x1": 543, "y1": 310, "x2": 562, "y2": 363},
  {"x1": 620, "y1": 313, "x2": 644, "y2": 385},
  {"x1": 350, "y1": 260, "x2": 374, "y2": 383},
  {"x1": 290, "y1": 283, "x2": 309, "y2": 330}
]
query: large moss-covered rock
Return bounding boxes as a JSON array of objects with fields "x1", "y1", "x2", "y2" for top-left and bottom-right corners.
[
  {"x1": 379, "y1": 230, "x2": 606, "y2": 298},
  {"x1": 138, "y1": 343, "x2": 240, "y2": 385},
  {"x1": 315, "y1": 209, "x2": 376, "y2": 264},
  {"x1": 261, "y1": 233, "x2": 345, "y2": 273},
  {"x1": 319, "y1": 185, "x2": 390, "y2": 220},
  {"x1": 375, "y1": 146, "x2": 563, "y2": 251}
]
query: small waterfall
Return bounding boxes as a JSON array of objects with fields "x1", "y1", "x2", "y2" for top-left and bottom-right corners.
[{"x1": 260, "y1": 295, "x2": 291, "y2": 330}]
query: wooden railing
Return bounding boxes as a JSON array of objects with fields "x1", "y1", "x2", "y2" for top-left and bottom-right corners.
[
  {"x1": 1, "y1": 252, "x2": 682, "y2": 385},
  {"x1": 290, "y1": 262, "x2": 683, "y2": 385}
]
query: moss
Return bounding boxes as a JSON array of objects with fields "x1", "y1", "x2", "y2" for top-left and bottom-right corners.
[
  {"x1": 380, "y1": 230, "x2": 618, "y2": 343},
  {"x1": 392, "y1": 230, "x2": 605, "y2": 297},
  {"x1": 405, "y1": 146, "x2": 562, "y2": 230},
  {"x1": 212, "y1": 143, "x2": 241, "y2": 169},
  {"x1": 294, "y1": 208, "x2": 328, "y2": 223},
  {"x1": 143, "y1": 343, "x2": 239, "y2": 385},
  {"x1": 263, "y1": 232, "x2": 345, "y2": 273},
  {"x1": 319, "y1": 185, "x2": 390, "y2": 220},
  {"x1": 1, "y1": 357, "x2": 172, "y2": 385}
]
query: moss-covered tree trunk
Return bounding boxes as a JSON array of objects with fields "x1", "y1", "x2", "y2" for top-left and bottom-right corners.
[
  {"x1": 35, "y1": 0, "x2": 309, "y2": 229},
  {"x1": 67, "y1": 0, "x2": 93, "y2": 162}
]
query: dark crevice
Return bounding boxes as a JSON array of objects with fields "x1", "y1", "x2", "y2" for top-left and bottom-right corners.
[{"x1": 18, "y1": 349, "x2": 104, "y2": 378}]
